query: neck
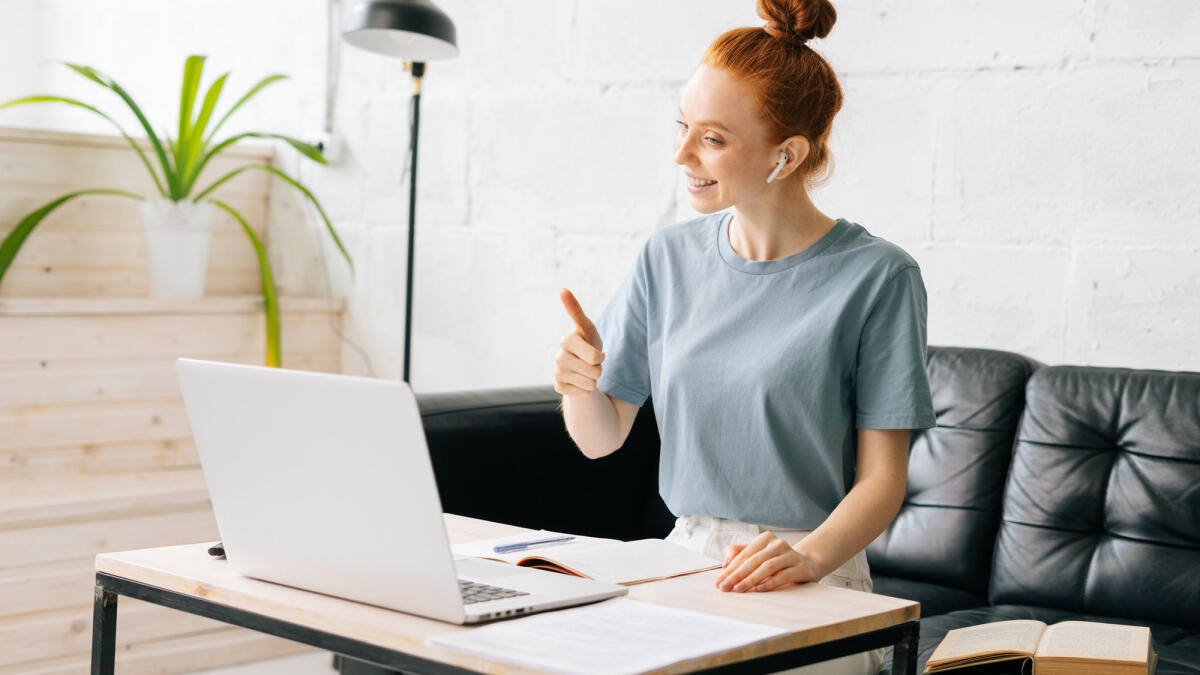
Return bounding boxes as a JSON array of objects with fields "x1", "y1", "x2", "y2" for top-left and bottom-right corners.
[{"x1": 728, "y1": 187, "x2": 836, "y2": 261}]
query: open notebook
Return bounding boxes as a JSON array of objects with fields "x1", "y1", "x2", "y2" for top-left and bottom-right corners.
[{"x1": 452, "y1": 530, "x2": 722, "y2": 585}]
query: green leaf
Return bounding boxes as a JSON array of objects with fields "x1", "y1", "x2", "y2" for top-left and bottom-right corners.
[
  {"x1": 176, "y1": 56, "x2": 206, "y2": 185},
  {"x1": 0, "y1": 95, "x2": 167, "y2": 197},
  {"x1": 60, "y1": 61, "x2": 180, "y2": 198},
  {"x1": 186, "y1": 132, "x2": 327, "y2": 200},
  {"x1": 205, "y1": 74, "x2": 288, "y2": 144},
  {"x1": 209, "y1": 199, "x2": 281, "y2": 367},
  {"x1": 178, "y1": 56, "x2": 206, "y2": 149},
  {"x1": 0, "y1": 190, "x2": 145, "y2": 289},
  {"x1": 179, "y1": 72, "x2": 228, "y2": 193},
  {"x1": 193, "y1": 164, "x2": 353, "y2": 274}
]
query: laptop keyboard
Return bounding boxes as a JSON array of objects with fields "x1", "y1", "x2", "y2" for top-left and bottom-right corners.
[{"x1": 458, "y1": 579, "x2": 530, "y2": 605}]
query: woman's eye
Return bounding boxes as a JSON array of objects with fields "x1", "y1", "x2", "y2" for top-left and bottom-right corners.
[{"x1": 676, "y1": 120, "x2": 723, "y2": 146}]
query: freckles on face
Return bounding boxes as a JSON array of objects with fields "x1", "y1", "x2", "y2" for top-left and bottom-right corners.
[{"x1": 675, "y1": 65, "x2": 774, "y2": 211}]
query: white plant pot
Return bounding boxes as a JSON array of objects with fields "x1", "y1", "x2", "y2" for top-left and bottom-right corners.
[{"x1": 139, "y1": 199, "x2": 214, "y2": 299}]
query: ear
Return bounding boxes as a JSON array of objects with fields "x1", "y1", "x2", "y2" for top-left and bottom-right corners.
[{"x1": 775, "y1": 136, "x2": 811, "y2": 181}]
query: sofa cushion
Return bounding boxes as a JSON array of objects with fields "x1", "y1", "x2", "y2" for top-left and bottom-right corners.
[
  {"x1": 878, "y1": 604, "x2": 1200, "y2": 675},
  {"x1": 416, "y1": 386, "x2": 675, "y2": 541},
  {"x1": 990, "y1": 366, "x2": 1200, "y2": 631},
  {"x1": 870, "y1": 575, "x2": 986, "y2": 618},
  {"x1": 868, "y1": 346, "x2": 1041, "y2": 601}
]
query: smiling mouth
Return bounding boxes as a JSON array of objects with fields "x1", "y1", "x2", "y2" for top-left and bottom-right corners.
[{"x1": 687, "y1": 176, "x2": 717, "y2": 187}]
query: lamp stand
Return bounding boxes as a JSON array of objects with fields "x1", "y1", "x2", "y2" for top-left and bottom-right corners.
[{"x1": 402, "y1": 61, "x2": 424, "y2": 384}]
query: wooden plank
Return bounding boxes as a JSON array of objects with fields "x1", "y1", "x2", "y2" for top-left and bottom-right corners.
[
  {"x1": 0, "y1": 597, "x2": 234, "y2": 667},
  {"x1": 0, "y1": 628, "x2": 315, "y2": 675},
  {"x1": 0, "y1": 469, "x2": 210, "y2": 529},
  {"x1": 0, "y1": 310, "x2": 342, "y2": 362},
  {"x1": 0, "y1": 139, "x2": 271, "y2": 196},
  {"x1": 0, "y1": 184, "x2": 267, "y2": 233},
  {"x1": 5, "y1": 227, "x2": 264, "y2": 268},
  {"x1": 0, "y1": 351, "x2": 340, "y2": 407},
  {"x1": 1, "y1": 507, "x2": 219, "y2": 568},
  {"x1": 0, "y1": 558, "x2": 95, "y2": 617},
  {"x1": 0, "y1": 399, "x2": 190, "y2": 452},
  {"x1": 0, "y1": 265, "x2": 263, "y2": 297},
  {"x1": 0, "y1": 295, "x2": 342, "y2": 317},
  {"x1": 0, "y1": 438, "x2": 200, "y2": 480},
  {"x1": 0, "y1": 125, "x2": 272, "y2": 160}
]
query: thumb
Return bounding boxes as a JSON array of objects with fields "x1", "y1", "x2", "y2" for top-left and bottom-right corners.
[{"x1": 560, "y1": 288, "x2": 602, "y2": 348}]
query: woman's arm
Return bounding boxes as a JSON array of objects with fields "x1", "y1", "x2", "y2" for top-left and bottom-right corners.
[{"x1": 714, "y1": 428, "x2": 910, "y2": 592}]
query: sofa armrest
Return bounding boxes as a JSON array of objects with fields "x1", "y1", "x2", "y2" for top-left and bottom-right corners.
[{"x1": 415, "y1": 385, "x2": 674, "y2": 541}]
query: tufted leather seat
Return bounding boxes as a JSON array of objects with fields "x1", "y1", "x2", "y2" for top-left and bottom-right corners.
[
  {"x1": 880, "y1": 365, "x2": 1200, "y2": 674},
  {"x1": 868, "y1": 346, "x2": 1042, "y2": 616}
]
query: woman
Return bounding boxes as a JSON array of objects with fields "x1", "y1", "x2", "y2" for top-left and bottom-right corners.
[{"x1": 555, "y1": 1, "x2": 934, "y2": 673}]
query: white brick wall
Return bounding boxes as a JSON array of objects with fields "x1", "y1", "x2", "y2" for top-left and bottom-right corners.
[{"x1": 4, "y1": 0, "x2": 1198, "y2": 389}]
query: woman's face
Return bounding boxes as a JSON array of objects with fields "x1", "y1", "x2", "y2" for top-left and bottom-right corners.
[{"x1": 674, "y1": 64, "x2": 785, "y2": 214}]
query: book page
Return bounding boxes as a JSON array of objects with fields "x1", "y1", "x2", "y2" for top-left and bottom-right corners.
[
  {"x1": 1035, "y1": 621, "x2": 1150, "y2": 663},
  {"x1": 524, "y1": 538, "x2": 721, "y2": 585},
  {"x1": 450, "y1": 529, "x2": 621, "y2": 565},
  {"x1": 927, "y1": 620, "x2": 1045, "y2": 668},
  {"x1": 427, "y1": 597, "x2": 788, "y2": 675}
]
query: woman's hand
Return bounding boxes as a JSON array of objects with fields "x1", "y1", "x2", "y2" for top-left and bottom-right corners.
[
  {"x1": 554, "y1": 289, "x2": 605, "y2": 397},
  {"x1": 714, "y1": 531, "x2": 819, "y2": 592}
]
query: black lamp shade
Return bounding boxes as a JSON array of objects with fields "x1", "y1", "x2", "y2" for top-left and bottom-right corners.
[{"x1": 343, "y1": 0, "x2": 458, "y2": 61}]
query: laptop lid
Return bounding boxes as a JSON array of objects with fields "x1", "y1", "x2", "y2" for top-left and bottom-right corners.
[{"x1": 176, "y1": 358, "x2": 467, "y2": 623}]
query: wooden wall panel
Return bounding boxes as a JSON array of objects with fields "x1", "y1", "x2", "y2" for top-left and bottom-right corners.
[{"x1": 0, "y1": 126, "x2": 346, "y2": 672}]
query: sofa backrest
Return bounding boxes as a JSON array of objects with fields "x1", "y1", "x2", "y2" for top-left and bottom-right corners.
[
  {"x1": 989, "y1": 365, "x2": 1200, "y2": 631},
  {"x1": 867, "y1": 346, "x2": 1041, "y2": 598},
  {"x1": 417, "y1": 386, "x2": 675, "y2": 541}
]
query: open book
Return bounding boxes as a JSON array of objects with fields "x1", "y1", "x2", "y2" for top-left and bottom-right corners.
[
  {"x1": 925, "y1": 619, "x2": 1158, "y2": 675},
  {"x1": 451, "y1": 530, "x2": 722, "y2": 586}
]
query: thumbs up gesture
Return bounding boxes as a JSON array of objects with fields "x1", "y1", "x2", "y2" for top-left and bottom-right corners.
[{"x1": 555, "y1": 289, "x2": 606, "y2": 396}]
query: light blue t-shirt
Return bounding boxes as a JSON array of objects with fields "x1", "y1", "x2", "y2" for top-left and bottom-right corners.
[{"x1": 594, "y1": 211, "x2": 936, "y2": 530}]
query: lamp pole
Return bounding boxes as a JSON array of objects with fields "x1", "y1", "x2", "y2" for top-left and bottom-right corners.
[{"x1": 402, "y1": 61, "x2": 424, "y2": 383}]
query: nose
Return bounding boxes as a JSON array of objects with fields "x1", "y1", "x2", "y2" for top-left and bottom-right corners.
[{"x1": 673, "y1": 129, "x2": 695, "y2": 166}]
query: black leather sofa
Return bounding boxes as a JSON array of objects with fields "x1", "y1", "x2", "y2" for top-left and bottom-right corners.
[{"x1": 351, "y1": 345, "x2": 1199, "y2": 674}]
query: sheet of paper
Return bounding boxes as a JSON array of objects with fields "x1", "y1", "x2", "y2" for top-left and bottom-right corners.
[
  {"x1": 451, "y1": 529, "x2": 622, "y2": 564},
  {"x1": 427, "y1": 597, "x2": 790, "y2": 675}
]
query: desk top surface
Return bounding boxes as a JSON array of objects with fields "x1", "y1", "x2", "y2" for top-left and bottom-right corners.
[{"x1": 95, "y1": 514, "x2": 919, "y2": 675}]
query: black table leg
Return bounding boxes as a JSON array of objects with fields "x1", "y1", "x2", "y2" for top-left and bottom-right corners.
[
  {"x1": 91, "y1": 576, "x2": 118, "y2": 675},
  {"x1": 891, "y1": 621, "x2": 919, "y2": 675}
]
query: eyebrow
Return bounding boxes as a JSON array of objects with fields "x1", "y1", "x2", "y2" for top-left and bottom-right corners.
[{"x1": 679, "y1": 107, "x2": 732, "y2": 133}]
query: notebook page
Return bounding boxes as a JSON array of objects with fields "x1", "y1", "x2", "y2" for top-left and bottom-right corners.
[
  {"x1": 427, "y1": 597, "x2": 789, "y2": 675},
  {"x1": 451, "y1": 530, "x2": 621, "y2": 565},
  {"x1": 535, "y1": 538, "x2": 721, "y2": 584}
]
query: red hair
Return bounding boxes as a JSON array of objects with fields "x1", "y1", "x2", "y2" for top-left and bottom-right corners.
[{"x1": 702, "y1": 0, "x2": 843, "y2": 189}]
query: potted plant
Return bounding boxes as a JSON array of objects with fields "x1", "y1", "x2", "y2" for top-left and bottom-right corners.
[{"x1": 0, "y1": 54, "x2": 353, "y2": 367}]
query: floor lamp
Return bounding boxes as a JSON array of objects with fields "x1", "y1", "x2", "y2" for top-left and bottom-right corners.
[{"x1": 343, "y1": 0, "x2": 459, "y2": 384}]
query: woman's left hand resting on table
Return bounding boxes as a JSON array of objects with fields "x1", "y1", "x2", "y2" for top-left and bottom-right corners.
[{"x1": 714, "y1": 531, "x2": 821, "y2": 592}]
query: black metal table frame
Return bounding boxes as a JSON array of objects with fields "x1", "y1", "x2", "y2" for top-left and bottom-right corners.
[{"x1": 92, "y1": 572, "x2": 919, "y2": 674}]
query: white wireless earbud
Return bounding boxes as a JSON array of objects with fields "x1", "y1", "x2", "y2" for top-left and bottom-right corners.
[{"x1": 766, "y1": 151, "x2": 788, "y2": 184}]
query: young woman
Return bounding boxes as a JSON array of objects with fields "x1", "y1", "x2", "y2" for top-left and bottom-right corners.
[{"x1": 555, "y1": 1, "x2": 934, "y2": 672}]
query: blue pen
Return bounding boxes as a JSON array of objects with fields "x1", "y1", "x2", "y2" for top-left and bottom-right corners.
[{"x1": 493, "y1": 535, "x2": 576, "y2": 554}]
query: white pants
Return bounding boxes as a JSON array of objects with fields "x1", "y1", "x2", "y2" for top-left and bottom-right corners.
[{"x1": 664, "y1": 514, "x2": 885, "y2": 675}]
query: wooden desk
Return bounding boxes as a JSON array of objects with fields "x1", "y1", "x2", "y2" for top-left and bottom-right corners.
[{"x1": 92, "y1": 514, "x2": 919, "y2": 674}]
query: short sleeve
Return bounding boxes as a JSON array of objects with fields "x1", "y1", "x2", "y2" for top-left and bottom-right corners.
[
  {"x1": 855, "y1": 265, "x2": 937, "y2": 430},
  {"x1": 594, "y1": 244, "x2": 652, "y2": 407}
]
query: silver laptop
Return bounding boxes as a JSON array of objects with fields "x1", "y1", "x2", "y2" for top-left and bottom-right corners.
[{"x1": 175, "y1": 358, "x2": 627, "y2": 624}]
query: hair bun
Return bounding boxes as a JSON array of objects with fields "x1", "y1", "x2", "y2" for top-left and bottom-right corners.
[{"x1": 757, "y1": 0, "x2": 836, "y2": 46}]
